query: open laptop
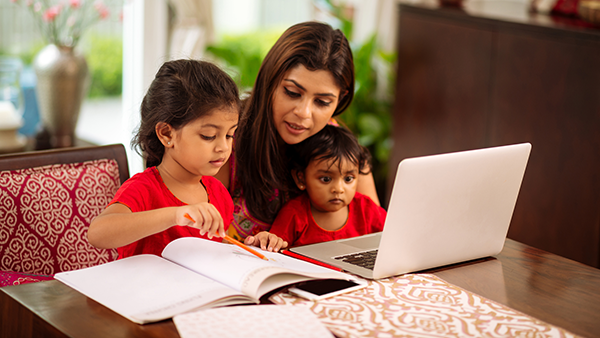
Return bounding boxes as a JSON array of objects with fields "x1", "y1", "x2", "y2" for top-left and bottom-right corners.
[{"x1": 290, "y1": 143, "x2": 532, "y2": 279}]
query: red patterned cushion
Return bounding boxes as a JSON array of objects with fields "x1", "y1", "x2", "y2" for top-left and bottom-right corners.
[
  {"x1": 0, "y1": 159, "x2": 119, "y2": 279},
  {"x1": 0, "y1": 270, "x2": 54, "y2": 287}
]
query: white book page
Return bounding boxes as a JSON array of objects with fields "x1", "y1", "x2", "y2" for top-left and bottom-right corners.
[
  {"x1": 54, "y1": 255, "x2": 251, "y2": 324},
  {"x1": 173, "y1": 305, "x2": 333, "y2": 338},
  {"x1": 162, "y1": 237, "x2": 349, "y2": 298}
]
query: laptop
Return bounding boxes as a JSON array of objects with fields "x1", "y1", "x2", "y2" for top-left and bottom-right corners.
[{"x1": 290, "y1": 143, "x2": 532, "y2": 279}]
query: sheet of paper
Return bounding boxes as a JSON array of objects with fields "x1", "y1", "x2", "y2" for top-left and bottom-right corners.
[
  {"x1": 161, "y1": 237, "x2": 348, "y2": 297},
  {"x1": 173, "y1": 305, "x2": 333, "y2": 338},
  {"x1": 55, "y1": 255, "x2": 250, "y2": 324}
]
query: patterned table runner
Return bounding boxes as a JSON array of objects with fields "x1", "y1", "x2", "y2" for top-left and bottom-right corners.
[{"x1": 269, "y1": 274, "x2": 580, "y2": 338}]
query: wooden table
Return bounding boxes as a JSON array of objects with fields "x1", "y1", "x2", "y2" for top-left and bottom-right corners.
[{"x1": 2, "y1": 239, "x2": 600, "y2": 338}]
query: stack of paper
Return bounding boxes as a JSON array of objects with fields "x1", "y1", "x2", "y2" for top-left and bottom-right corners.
[{"x1": 173, "y1": 305, "x2": 333, "y2": 338}]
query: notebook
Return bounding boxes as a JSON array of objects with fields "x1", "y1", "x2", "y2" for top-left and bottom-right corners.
[
  {"x1": 173, "y1": 305, "x2": 333, "y2": 338},
  {"x1": 290, "y1": 143, "x2": 532, "y2": 279}
]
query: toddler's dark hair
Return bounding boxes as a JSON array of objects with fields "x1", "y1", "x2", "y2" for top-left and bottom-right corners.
[
  {"x1": 132, "y1": 59, "x2": 241, "y2": 168},
  {"x1": 288, "y1": 124, "x2": 371, "y2": 187}
]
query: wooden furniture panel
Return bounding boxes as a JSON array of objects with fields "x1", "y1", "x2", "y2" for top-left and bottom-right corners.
[
  {"x1": 490, "y1": 29, "x2": 600, "y2": 267},
  {"x1": 390, "y1": 9, "x2": 492, "y2": 172},
  {"x1": 391, "y1": 1, "x2": 600, "y2": 268}
]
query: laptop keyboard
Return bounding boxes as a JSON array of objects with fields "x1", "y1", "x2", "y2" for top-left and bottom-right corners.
[{"x1": 334, "y1": 249, "x2": 378, "y2": 270}]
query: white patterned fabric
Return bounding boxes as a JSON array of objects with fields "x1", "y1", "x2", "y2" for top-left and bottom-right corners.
[
  {"x1": 269, "y1": 274, "x2": 580, "y2": 338},
  {"x1": 0, "y1": 159, "x2": 119, "y2": 280}
]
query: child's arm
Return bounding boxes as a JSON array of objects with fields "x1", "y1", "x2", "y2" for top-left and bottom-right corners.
[
  {"x1": 242, "y1": 203, "x2": 300, "y2": 252},
  {"x1": 87, "y1": 202, "x2": 225, "y2": 249}
]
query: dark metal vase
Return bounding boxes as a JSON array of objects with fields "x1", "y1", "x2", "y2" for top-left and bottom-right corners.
[{"x1": 33, "y1": 44, "x2": 90, "y2": 148}]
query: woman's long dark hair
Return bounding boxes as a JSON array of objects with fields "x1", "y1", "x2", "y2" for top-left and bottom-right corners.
[
  {"x1": 234, "y1": 21, "x2": 355, "y2": 223},
  {"x1": 132, "y1": 59, "x2": 240, "y2": 168}
]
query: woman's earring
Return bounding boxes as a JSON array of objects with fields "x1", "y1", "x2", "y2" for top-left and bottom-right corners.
[
  {"x1": 167, "y1": 142, "x2": 171, "y2": 145},
  {"x1": 299, "y1": 184, "x2": 305, "y2": 190}
]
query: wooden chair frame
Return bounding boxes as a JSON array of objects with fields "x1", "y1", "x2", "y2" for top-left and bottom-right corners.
[{"x1": 0, "y1": 144, "x2": 130, "y2": 184}]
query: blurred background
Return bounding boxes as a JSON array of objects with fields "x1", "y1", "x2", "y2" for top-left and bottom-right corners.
[
  {"x1": 0, "y1": 0, "x2": 400, "y2": 197},
  {"x1": 3, "y1": 0, "x2": 599, "y2": 269}
]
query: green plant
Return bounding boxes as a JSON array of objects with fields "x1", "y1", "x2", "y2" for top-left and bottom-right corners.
[
  {"x1": 1, "y1": 35, "x2": 122, "y2": 99},
  {"x1": 0, "y1": 43, "x2": 45, "y2": 66},
  {"x1": 206, "y1": 30, "x2": 282, "y2": 93},
  {"x1": 85, "y1": 34, "x2": 122, "y2": 98},
  {"x1": 320, "y1": 0, "x2": 396, "y2": 204}
]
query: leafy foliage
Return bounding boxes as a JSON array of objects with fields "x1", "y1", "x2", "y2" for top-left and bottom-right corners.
[
  {"x1": 85, "y1": 34, "x2": 122, "y2": 98},
  {"x1": 206, "y1": 30, "x2": 282, "y2": 93},
  {"x1": 1, "y1": 33, "x2": 121, "y2": 99},
  {"x1": 0, "y1": 43, "x2": 43, "y2": 66},
  {"x1": 320, "y1": 0, "x2": 396, "y2": 203}
]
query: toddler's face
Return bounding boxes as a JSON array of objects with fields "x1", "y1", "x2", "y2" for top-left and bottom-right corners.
[
  {"x1": 170, "y1": 108, "x2": 238, "y2": 177},
  {"x1": 301, "y1": 157, "x2": 358, "y2": 213}
]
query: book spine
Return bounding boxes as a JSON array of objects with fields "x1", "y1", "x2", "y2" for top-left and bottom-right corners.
[{"x1": 281, "y1": 250, "x2": 344, "y2": 272}]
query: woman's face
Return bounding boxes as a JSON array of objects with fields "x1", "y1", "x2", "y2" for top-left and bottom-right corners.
[{"x1": 272, "y1": 64, "x2": 341, "y2": 145}]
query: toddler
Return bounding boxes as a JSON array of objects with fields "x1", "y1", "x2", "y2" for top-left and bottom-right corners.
[{"x1": 270, "y1": 124, "x2": 387, "y2": 247}]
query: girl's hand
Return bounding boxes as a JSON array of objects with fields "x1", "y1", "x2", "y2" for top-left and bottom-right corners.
[
  {"x1": 178, "y1": 204, "x2": 225, "y2": 239},
  {"x1": 244, "y1": 232, "x2": 288, "y2": 252}
]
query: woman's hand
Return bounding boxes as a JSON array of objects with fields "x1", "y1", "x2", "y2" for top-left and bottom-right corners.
[
  {"x1": 244, "y1": 232, "x2": 288, "y2": 252},
  {"x1": 177, "y1": 203, "x2": 225, "y2": 239}
]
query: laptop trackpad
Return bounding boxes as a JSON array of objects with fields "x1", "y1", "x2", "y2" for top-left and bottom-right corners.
[{"x1": 338, "y1": 233, "x2": 381, "y2": 250}]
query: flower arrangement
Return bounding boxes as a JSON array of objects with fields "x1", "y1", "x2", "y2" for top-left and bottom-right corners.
[{"x1": 10, "y1": 0, "x2": 111, "y2": 48}]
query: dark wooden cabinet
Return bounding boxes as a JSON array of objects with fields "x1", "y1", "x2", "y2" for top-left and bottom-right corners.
[{"x1": 390, "y1": 1, "x2": 600, "y2": 268}]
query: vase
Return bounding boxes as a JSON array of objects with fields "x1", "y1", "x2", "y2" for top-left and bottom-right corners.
[{"x1": 33, "y1": 44, "x2": 90, "y2": 148}]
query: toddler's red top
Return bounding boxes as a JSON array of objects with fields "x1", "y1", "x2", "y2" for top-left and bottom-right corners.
[{"x1": 270, "y1": 192, "x2": 386, "y2": 247}]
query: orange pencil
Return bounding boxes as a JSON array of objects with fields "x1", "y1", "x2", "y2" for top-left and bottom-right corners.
[
  {"x1": 183, "y1": 213, "x2": 268, "y2": 260},
  {"x1": 222, "y1": 234, "x2": 268, "y2": 261}
]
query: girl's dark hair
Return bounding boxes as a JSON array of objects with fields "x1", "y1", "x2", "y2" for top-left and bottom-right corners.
[
  {"x1": 235, "y1": 21, "x2": 355, "y2": 223},
  {"x1": 288, "y1": 124, "x2": 371, "y2": 194},
  {"x1": 132, "y1": 59, "x2": 240, "y2": 168}
]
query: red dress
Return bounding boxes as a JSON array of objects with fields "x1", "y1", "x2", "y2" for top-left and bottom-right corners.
[
  {"x1": 108, "y1": 167, "x2": 233, "y2": 258},
  {"x1": 270, "y1": 192, "x2": 387, "y2": 247}
]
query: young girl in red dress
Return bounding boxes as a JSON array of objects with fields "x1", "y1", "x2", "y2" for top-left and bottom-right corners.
[
  {"x1": 88, "y1": 59, "x2": 251, "y2": 258},
  {"x1": 270, "y1": 124, "x2": 387, "y2": 247}
]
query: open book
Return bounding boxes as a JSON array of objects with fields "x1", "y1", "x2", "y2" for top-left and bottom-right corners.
[{"x1": 54, "y1": 237, "x2": 350, "y2": 324}]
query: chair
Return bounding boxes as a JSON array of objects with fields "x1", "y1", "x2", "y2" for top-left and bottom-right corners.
[{"x1": 0, "y1": 144, "x2": 129, "y2": 287}]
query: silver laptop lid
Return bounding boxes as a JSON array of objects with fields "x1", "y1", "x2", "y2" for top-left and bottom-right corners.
[
  {"x1": 372, "y1": 143, "x2": 531, "y2": 279},
  {"x1": 290, "y1": 143, "x2": 531, "y2": 279}
]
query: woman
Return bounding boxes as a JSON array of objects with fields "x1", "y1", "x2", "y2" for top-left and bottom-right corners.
[{"x1": 215, "y1": 21, "x2": 380, "y2": 249}]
